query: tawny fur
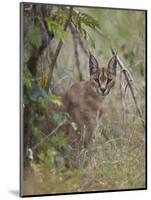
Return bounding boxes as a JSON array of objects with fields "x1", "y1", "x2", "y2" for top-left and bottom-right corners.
[{"x1": 62, "y1": 54, "x2": 117, "y2": 146}]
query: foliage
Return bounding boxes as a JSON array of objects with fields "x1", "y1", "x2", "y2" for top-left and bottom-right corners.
[
  {"x1": 72, "y1": 10, "x2": 101, "y2": 39},
  {"x1": 49, "y1": 95, "x2": 63, "y2": 107},
  {"x1": 44, "y1": 6, "x2": 101, "y2": 43},
  {"x1": 23, "y1": 3, "x2": 146, "y2": 195},
  {"x1": 35, "y1": 131, "x2": 71, "y2": 170},
  {"x1": 45, "y1": 17, "x2": 67, "y2": 42},
  {"x1": 27, "y1": 21, "x2": 41, "y2": 49}
]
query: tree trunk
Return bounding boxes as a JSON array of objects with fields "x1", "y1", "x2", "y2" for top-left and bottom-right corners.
[{"x1": 23, "y1": 4, "x2": 54, "y2": 158}]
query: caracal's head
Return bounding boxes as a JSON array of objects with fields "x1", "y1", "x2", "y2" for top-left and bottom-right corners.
[{"x1": 89, "y1": 53, "x2": 117, "y2": 96}]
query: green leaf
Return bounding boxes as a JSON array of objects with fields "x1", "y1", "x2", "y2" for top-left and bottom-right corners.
[
  {"x1": 29, "y1": 81, "x2": 49, "y2": 102},
  {"x1": 30, "y1": 81, "x2": 41, "y2": 101},
  {"x1": 49, "y1": 95, "x2": 63, "y2": 106},
  {"x1": 51, "y1": 132, "x2": 67, "y2": 148},
  {"x1": 27, "y1": 22, "x2": 41, "y2": 49},
  {"x1": 33, "y1": 113, "x2": 45, "y2": 126},
  {"x1": 23, "y1": 66, "x2": 32, "y2": 91},
  {"x1": 39, "y1": 152, "x2": 45, "y2": 161},
  {"x1": 33, "y1": 127, "x2": 42, "y2": 141},
  {"x1": 87, "y1": 32, "x2": 96, "y2": 49},
  {"x1": 60, "y1": 146, "x2": 70, "y2": 158},
  {"x1": 30, "y1": 32, "x2": 41, "y2": 49},
  {"x1": 73, "y1": 11, "x2": 101, "y2": 32},
  {"x1": 45, "y1": 17, "x2": 67, "y2": 42},
  {"x1": 49, "y1": 112, "x2": 67, "y2": 125},
  {"x1": 23, "y1": 76, "x2": 32, "y2": 90}
]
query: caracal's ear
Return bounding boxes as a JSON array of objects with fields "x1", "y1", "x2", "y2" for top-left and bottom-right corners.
[
  {"x1": 108, "y1": 55, "x2": 117, "y2": 75},
  {"x1": 89, "y1": 53, "x2": 99, "y2": 74}
]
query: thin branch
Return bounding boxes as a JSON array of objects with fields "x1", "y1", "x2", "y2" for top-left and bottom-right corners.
[
  {"x1": 70, "y1": 22, "x2": 83, "y2": 81},
  {"x1": 119, "y1": 70, "x2": 127, "y2": 135},
  {"x1": 32, "y1": 120, "x2": 67, "y2": 151},
  {"x1": 45, "y1": 7, "x2": 73, "y2": 93},
  {"x1": 78, "y1": 34, "x2": 89, "y2": 56},
  {"x1": 51, "y1": 75, "x2": 69, "y2": 91},
  {"x1": 111, "y1": 49, "x2": 145, "y2": 128},
  {"x1": 70, "y1": 21, "x2": 89, "y2": 57}
]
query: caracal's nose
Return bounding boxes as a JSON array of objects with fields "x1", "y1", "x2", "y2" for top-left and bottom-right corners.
[{"x1": 101, "y1": 88, "x2": 106, "y2": 93}]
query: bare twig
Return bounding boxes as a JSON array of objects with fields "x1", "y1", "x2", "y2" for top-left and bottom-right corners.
[
  {"x1": 45, "y1": 7, "x2": 73, "y2": 93},
  {"x1": 111, "y1": 49, "x2": 145, "y2": 128},
  {"x1": 103, "y1": 137, "x2": 122, "y2": 146},
  {"x1": 51, "y1": 75, "x2": 69, "y2": 91},
  {"x1": 119, "y1": 70, "x2": 127, "y2": 135}
]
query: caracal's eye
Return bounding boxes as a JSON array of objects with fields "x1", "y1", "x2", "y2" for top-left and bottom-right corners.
[
  {"x1": 94, "y1": 78, "x2": 99, "y2": 83},
  {"x1": 107, "y1": 78, "x2": 112, "y2": 84}
]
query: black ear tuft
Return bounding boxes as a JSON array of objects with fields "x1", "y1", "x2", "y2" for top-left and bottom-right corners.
[
  {"x1": 89, "y1": 54, "x2": 99, "y2": 74},
  {"x1": 108, "y1": 55, "x2": 117, "y2": 75}
]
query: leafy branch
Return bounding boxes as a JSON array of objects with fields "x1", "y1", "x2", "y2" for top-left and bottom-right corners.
[
  {"x1": 45, "y1": 18, "x2": 67, "y2": 42},
  {"x1": 72, "y1": 10, "x2": 101, "y2": 33},
  {"x1": 45, "y1": 7, "x2": 73, "y2": 93},
  {"x1": 43, "y1": 7, "x2": 102, "y2": 92}
]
